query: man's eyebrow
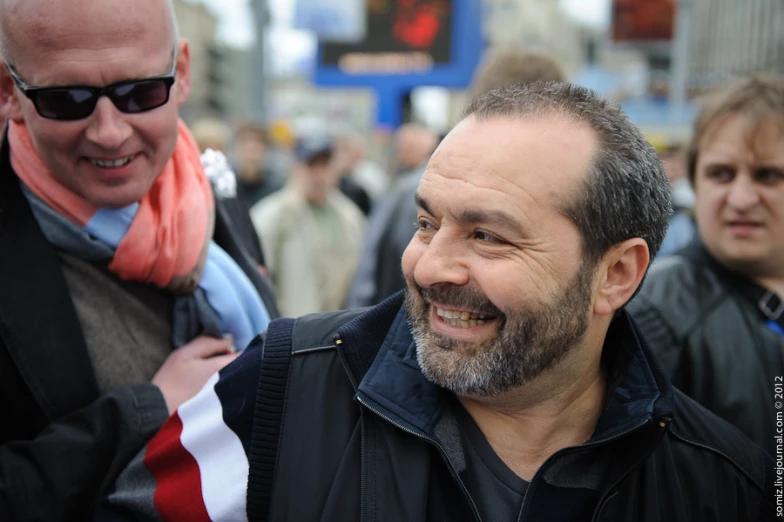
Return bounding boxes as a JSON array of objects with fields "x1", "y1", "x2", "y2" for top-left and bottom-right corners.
[
  {"x1": 456, "y1": 209, "x2": 525, "y2": 235},
  {"x1": 415, "y1": 192, "x2": 432, "y2": 215},
  {"x1": 415, "y1": 192, "x2": 525, "y2": 235}
]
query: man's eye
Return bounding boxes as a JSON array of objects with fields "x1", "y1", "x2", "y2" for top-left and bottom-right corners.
[
  {"x1": 705, "y1": 167, "x2": 734, "y2": 182},
  {"x1": 474, "y1": 231, "x2": 503, "y2": 244},
  {"x1": 415, "y1": 219, "x2": 434, "y2": 231},
  {"x1": 755, "y1": 168, "x2": 784, "y2": 184}
]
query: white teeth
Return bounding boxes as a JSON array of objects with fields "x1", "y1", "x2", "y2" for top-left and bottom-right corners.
[{"x1": 90, "y1": 155, "x2": 135, "y2": 168}]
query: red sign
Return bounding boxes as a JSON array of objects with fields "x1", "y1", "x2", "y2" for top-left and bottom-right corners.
[
  {"x1": 321, "y1": 0, "x2": 453, "y2": 68},
  {"x1": 612, "y1": 0, "x2": 675, "y2": 41}
]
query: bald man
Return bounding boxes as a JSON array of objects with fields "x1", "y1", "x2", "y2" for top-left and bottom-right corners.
[
  {"x1": 0, "y1": 0, "x2": 278, "y2": 519},
  {"x1": 394, "y1": 123, "x2": 439, "y2": 177}
]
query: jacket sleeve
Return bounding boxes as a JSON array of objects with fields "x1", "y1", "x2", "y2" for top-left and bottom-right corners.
[
  {"x1": 0, "y1": 384, "x2": 168, "y2": 522},
  {"x1": 97, "y1": 341, "x2": 263, "y2": 522}
]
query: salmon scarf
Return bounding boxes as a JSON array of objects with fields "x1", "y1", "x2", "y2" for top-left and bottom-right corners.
[
  {"x1": 10, "y1": 119, "x2": 213, "y2": 293},
  {"x1": 10, "y1": 119, "x2": 270, "y2": 349}
]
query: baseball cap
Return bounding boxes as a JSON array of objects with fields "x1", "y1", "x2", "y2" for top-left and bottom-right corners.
[{"x1": 295, "y1": 136, "x2": 333, "y2": 163}]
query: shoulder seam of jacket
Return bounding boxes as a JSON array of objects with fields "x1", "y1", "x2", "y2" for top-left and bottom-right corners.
[
  {"x1": 667, "y1": 427, "x2": 766, "y2": 493},
  {"x1": 636, "y1": 283, "x2": 731, "y2": 342}
]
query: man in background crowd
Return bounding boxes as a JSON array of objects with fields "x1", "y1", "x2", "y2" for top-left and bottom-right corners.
[
  {"x1": 628, "y1": 74, "x2": 784, "y2": 456},
  {"x1": 0, "y1": 0, "x2": 278, "y2": 519},
  {"x1": 655, "y1": 143, "x2": 696, "y2": 258},
  {"x1": 250, "y1": 136, "x2": 366, "y2": 317},
  {"x1": 335, "y1": 133, "x2": 390, "y2": 202},
  {"x1": 233, "y1": 122, "x2": 284, "y2": 214},
  {"x1": 393, "y1": 122, "x2": 440, "y2": 179}
]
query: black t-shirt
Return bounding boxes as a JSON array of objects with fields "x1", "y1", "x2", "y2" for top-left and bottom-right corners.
[{"x1": 455, "y1": 404, "x2": 529, "y2": 522}]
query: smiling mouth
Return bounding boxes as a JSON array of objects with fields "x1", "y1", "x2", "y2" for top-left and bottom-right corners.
[
  {"x1": 435, "y1": 306, "x2": 495, "y2": 328},
  {"x1": 89, "y1": 154, "x2": 137, "y2": 168}
]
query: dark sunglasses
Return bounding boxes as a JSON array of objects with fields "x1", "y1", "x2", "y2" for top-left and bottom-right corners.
[{"x1": 7, "y1": 51, "x2": 178, "y2": 121}]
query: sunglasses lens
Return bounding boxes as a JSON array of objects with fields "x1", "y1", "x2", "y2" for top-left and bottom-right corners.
[
  {"x1": 36, "y1": 88, "x2": 95, "y2": 120},
  {"x1": 112, "y1": 80, "x2": 171, "y2": 114}
]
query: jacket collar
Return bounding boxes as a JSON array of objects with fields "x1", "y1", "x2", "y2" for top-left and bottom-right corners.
[
  {"x1": 0, "y1": 132, "x2": 101, "y2": 421},
  {"x1": 350, "y1": 293, "x2": 674, "y2": 443},
  {"x1": 681, "y1": 238, "x2": 784, "y2": 325}
]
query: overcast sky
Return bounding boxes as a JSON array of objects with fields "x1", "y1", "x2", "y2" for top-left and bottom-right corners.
[{"x1": 192, "y1": 0, "x2": 611, "y2": 48}]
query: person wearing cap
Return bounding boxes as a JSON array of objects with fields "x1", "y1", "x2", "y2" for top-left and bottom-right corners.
[
  {"x1": 0, "y1": 0, "x2": 279, "y2": 519},
  {"x1": 250, "y1": 137, "x2": 366, "y2": 317},
  {"x1": 628, "y1": 74, "x2": 784, "y2": 456}
]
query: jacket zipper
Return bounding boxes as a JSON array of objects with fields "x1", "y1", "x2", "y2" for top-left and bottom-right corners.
[
  {"x1": 334, "y1": 336, "x2": 370, "y2": 522},
  {"x1": 356, "y1": 395, "x2": 485, "y2": 522},
  {"x1": 589, "y1": 418, "x2": 670, "y2": 522},
  {"x1": 516, "y1": 417, "x2": 668, "y2": 522}
]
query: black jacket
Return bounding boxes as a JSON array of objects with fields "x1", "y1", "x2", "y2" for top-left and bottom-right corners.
[
  {"x1": 627, "y1": 241, "x2": 784, "y2": 457},
  {"x1": 0, "y1": 134, "x2": 278, "y2": 522},
  {"x1": 243, "y1": 296, "x2": 773, "y2": 522}
]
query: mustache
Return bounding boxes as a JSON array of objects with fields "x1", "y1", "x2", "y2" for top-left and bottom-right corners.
[{"x1": 417, "y1": 284, "x2": 503, "y2": 318}]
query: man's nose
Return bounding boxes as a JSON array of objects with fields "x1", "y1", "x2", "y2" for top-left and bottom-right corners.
[
  {"x1": 726, "y1": 173, "x2": 761, "y2": 211},
  {"x1": 412, "y1": 232, "x2": 470, "y2": 288},
  {"x1": 84, "y1": 97, "x2": 133, "y2": 149}
]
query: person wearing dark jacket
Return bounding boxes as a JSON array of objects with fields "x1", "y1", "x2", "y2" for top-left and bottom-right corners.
[
  {"x1": 103, "y1": 82, "x2": 773, "y2": 521},
  {"x1": 0, "y1": 0, "x2": 279, "y2": 520},
  {"x1": 232, "y1": 123, "x2": 285, "y2": 214},
  {"x1": 627, "y1": 74, "x2": 784, "y2": 457}
]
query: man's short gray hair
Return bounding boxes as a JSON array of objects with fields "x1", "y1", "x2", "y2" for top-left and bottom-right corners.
[{"x1": 464, "y1": 81, "x2": 672, "y2": 267}]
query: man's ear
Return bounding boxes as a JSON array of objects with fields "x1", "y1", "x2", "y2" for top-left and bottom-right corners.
[
  {"x1": 0, "y1": 63, "x2": 24, "y2": 122},
  {"x1": 173, "y1": 38, "x2": 191, "y2": 107},
  {"x1": 593, "y1": 238, "x2": 649, "y2": 316}
]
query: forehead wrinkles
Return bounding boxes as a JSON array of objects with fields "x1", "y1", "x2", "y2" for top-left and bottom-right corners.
[
  {"x1": 6, "y1": 0, "x2": 170, "y2": 58},
  {"x1": 419, "y1": 167, "x2": 542, "y2": 217},
  {"x1": 422, "y1": 144, "x2": 570, "y2": 222}
]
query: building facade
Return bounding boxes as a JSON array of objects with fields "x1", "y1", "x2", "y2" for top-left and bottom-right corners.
[{"x1": 688, "y1": 0, "x2": 783, "y2": 88}]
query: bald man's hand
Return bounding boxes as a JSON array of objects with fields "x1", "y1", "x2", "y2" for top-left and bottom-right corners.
[{"x1": 152, "y1": 336, "x2": 239, "y2": 414}]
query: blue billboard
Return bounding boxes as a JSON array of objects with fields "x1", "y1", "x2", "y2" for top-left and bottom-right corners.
[{"x1": 313, "y1": 0, "x2": 484, "y2": 128}]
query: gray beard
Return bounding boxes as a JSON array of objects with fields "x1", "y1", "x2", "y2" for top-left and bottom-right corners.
[{"x1": 404, "y1": 263, "x2": 594, "y2": 397}]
